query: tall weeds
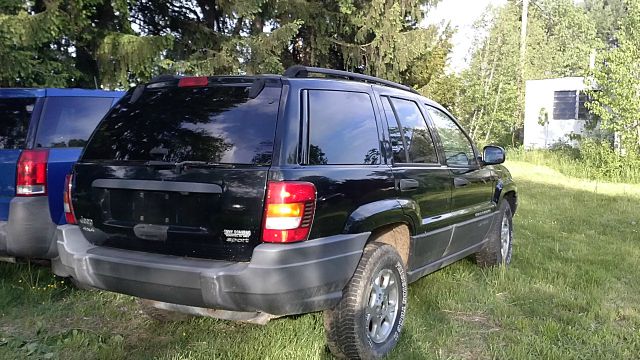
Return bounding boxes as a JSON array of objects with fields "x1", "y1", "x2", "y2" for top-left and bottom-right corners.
[{"x1": 508, "y1": 142, "x2": 640, "y2": 184}]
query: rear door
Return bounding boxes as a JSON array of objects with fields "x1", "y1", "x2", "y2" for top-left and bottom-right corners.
[
  {"x1": 378, "y1": 95, "x2": 452, "y2": 270},
  {"x1": 424, "y1": 105, "x2": 495, "y2": 255},
  {"x1": 0, "y1": 96, "x2": 39, "y2": 220},
  {"x1": 33, "y1": 96, "x2": 115, "y2": 224},
  {"x1": 73, "y1": 79, "x2": 282, "y2": 262}
]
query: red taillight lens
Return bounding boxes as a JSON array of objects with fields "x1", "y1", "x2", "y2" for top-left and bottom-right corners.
[
  {"x1": 178, "y1": 76, "x2": 209, "y2": 88},
  {"x1": 262, "y1": 181, "x2": 316, "y2": 243},
  {"x1": 63, "y1": 174, "x2": 77, "y2": 224},
  {"x1": 16, "y1": 149, "x2": 49, "y2": 196}
]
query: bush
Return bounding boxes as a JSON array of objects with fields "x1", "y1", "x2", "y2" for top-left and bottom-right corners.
[{"x1": 508, "y1": 141, "x2": 640, "y2": 184}]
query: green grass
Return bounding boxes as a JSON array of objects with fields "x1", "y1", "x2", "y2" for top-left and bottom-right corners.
[
  {"x1": 508, "y1": 147, "x2": 640, "y2": 184},
  {"x1": 1, "y1": 161, "x2": 640, "y2": 359}
]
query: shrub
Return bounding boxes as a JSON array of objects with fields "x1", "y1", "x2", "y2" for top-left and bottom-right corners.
[{"x1": 508, "y1": 141, "x2": 640, "y2": 184}]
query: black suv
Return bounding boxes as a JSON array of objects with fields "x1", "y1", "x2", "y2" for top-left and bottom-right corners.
[{"x1": 53, "y1": 66, "x2": 517, "y2": 359}]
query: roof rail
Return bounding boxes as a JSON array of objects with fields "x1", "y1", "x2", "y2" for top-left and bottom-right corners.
[{"x1": 283, "y1": 65, "x2": 420, "y2": 95}]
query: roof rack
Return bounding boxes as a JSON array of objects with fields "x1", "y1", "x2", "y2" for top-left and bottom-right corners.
[{"x1": 283, "y1": 65, "x2": 420, "y2": 95}]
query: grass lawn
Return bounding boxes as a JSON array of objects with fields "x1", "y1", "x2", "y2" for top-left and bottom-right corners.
[{"x1": 1, "y1": 161, "x2": 639, "y2": 359}]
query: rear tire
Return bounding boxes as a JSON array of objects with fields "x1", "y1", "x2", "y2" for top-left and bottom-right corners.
[
  {"x1": 324, "y1": 242, "x2": 408, "y2": 359},
  {"x1": 475, "y1": 201, "x2": 513, "y2": 267}
]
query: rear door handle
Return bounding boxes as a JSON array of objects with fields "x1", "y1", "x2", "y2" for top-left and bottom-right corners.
[
  {"x1": 454, "y1": 177, "x2": 470, "y2": 188},
  {"x1": 399, "y1": 179, "x2": 419, "y2": 192}
]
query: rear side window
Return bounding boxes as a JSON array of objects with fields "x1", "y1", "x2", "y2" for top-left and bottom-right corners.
[
  {"x1": 307, "y1": 90, "x2": 380, "y2": 165},
  {"x1": 35, "y1": 97, "x2": 113, "y2": 148},
  {"x1": 0, "y1": 98, "x2": 35, "y2": 150},
  {"x1": 83, "y1": 85, "x2": 280, "y2": 165},
  {"x1": 384, "y1": 97, "x2": 438, "y2": 164}
]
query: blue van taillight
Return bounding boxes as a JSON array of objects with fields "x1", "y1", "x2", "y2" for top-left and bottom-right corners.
[
  {"x1": 63, "y1": 174, "x2": 76, "y2": 224},
  {"x1": 16, "y1": 149, "x2": 49, "y2": 196}
]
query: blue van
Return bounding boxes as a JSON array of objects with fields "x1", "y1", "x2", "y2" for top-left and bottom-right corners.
[{"x1": 0, "y1": 88, "x2": 124, "y2": 259}]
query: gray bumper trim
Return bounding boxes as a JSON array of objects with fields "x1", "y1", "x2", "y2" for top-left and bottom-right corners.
[
  {"x1": 53, "y1": 225, "x2": 370, "y2": 316},
  {"x1": 0, "y1": 221, "x2": 7, "y2": 254},
  {"x1": 0, "y1": 197, "x2": 58, "y2": 258}
]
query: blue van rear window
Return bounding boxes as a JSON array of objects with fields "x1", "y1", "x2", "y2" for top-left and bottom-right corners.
[
  {"x1": 34, "y1": 97, "x2": 113, "y2": 148},
  {"x1": 0, "y1": 98, "x2": 35, "y2": 150}
]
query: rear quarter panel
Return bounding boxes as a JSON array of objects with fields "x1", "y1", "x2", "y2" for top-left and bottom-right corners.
[
  {"x1": 271, "y1": 166, "x2": 397, "y2": 239},
  {"x1": 47, "y1": 148, "x2": 83, "y2": 224},
  {"x1": 0, "y1": 150, "x2": 21, "y2": 221}
]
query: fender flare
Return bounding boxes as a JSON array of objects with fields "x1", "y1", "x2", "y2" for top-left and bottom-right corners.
[
  {"x1": 343, "y1": 199, "x2": 415, "y2": 235},
  {"x1": 495, "y1": 179, "x2": 518, "y2": 213}
]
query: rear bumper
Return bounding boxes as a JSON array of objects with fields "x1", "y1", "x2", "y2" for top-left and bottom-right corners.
[
  {"x1": 0, "y1": 221, "x2": 7, "y2": 254},
  {"x1": 53, "y1": 225, "x2": 369, "y2": 316},
  {"x1": 0, "y1": 197, "x2": 58, "y2": 258}
]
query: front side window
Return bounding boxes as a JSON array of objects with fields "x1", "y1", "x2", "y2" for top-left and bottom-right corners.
[
  {"x1": 426, "y1": 106, "x2": 476, "y2": 167},
  {"x1": 307, "y1": 90, "x2": 380, "y2": 165},
  {"x1": 0, "y1": 97, "x2": 35, "y2": 150},
  {"x1": 385, "y1": 97, "x2": 438, "y2": 164},
  {"x1": 35, "y1": 97, "x2": 113, "y2": 148}
]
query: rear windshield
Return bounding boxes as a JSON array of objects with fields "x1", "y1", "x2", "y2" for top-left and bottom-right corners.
[
  {"x1": 0, "y1": 97, "x2": 35, "y2": 150},
  {"x1": 35, "y1": 97, "x2": 113, "y2": 148},
  {"x1": 82, "y1": 84, "x2": 281, "y2": 165}
]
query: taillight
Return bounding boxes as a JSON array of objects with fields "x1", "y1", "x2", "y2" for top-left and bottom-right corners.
[
  {"x1": 16, "y1": 149, "x2": 49, "y2": 196},
  {"x1": 178, "y1": 76, "x2": 209, "y2": 88},
  {"x1": 63, "y1": 174, "x2": 77, "y2": 224},
  {"x1": 262, "y1": 181, "x2": 316, "y2": 243}
]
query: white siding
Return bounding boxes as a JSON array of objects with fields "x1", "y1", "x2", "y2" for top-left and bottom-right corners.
[{"x1": 523, "y1": 77, "x2": 587, "y2": 149}]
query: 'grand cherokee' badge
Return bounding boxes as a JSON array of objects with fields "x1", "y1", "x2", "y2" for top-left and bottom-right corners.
[{"x1": 224, "y1": 229, "x2": 251, "y2": 243}]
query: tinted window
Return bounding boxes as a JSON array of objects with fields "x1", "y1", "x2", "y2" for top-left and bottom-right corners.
[
  {"x1": 83, "y1": 85, "x2": 280, "y2": 165},
  {"x1": 0, "y1": 98, "x2": 35, "y2": 150},
  {"x1": 382, "y1": 97, "x2": 406, "y2": 163},
  {"x1": 387, "y1": 97, "x2": 438, "y2": 164},
  {"x1": 427, "y1": 107, "x2": 476, "y2": 167},
  {"x1": 35, "y1": 97, "x2": 113, "y2": 148},
  {"x1": 308, "y1": 90, "x2": 380, "y2": 165},
  {"x1": 553, "y1": 90, "x2": 577, "y2": 120}
]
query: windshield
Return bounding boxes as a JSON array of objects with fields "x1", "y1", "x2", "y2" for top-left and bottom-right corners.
[{"x1": 82, "y1": 84, "x2": 281, "y2": 165}]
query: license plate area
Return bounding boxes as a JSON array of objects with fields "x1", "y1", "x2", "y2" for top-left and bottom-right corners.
[{"x1": 106, "y1": 189, "x2": 219, "y2": 228}]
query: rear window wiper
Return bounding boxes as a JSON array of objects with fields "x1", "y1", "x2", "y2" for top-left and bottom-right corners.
[{"x1": 144, "y1": 160, "x2": 231, "y2": 171}]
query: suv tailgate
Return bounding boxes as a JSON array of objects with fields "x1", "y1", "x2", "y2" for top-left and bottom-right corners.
[
  {"x1": 73, "y1": 79, "x2": 282, "y2": 261},
  {"x1": 0, "y1": 97, "x2": 37, "y2": 220}
]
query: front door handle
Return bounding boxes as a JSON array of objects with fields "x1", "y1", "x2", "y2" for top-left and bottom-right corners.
[
  {"x1": 399, "y1": 179, "x2": 419, "y2": 192},
  {"x1": 454, "y1": 177, "x2": 470, "y2": 188}
]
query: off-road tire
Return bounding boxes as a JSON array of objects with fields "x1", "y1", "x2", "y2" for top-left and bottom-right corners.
[
  {"x1": 475, "y1": 201, "x2": 513, "y2": 267},
  {"x1": 324, "y1": 242, "x2": 408, "y2": 359}
]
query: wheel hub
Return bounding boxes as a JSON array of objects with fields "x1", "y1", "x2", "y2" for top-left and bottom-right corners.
[{"x1": 365, "y1": 268, "x2": 400, "y2": 344}]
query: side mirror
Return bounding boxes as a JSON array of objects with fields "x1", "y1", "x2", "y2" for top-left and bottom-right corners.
[{"x1": 482, "y1": 145, "x2": 505, "y2": 165}]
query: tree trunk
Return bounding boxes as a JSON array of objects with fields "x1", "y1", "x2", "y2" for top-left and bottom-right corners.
[{"x1": 485, "y1": 81, "x2": 503, "y2": 144}]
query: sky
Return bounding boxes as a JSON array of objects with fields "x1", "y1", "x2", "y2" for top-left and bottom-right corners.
[{"x1": 423, "y1": 0, "x2": 508, "y2": 73}]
